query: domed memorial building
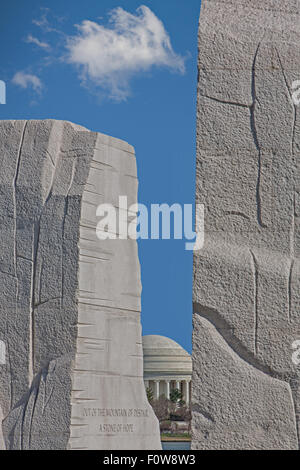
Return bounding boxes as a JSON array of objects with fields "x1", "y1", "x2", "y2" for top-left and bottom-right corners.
[{"x1": 142, "y1": 335, "x2": 192, "y2": 405}]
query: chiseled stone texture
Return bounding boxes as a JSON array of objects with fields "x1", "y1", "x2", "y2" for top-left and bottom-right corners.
[
  {"x1": 0, "y1": 406, "x2": 4, "y2": 450},
  {"x1": 0, "y1": 120, "x2": 160, "y2": 450},
  {"x1": 193, "y1": 0, "x2": 300, "y2": 449}
]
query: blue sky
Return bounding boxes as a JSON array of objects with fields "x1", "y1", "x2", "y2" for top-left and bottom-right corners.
[{"x1": 0, "y1": 0, "x2": 201, "y2": 353}]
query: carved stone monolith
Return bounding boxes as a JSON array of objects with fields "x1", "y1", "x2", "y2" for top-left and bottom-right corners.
[
  {"x1": 193, "y1": 0, "x2": 300, "y2": 449},
  {"x1": 0, "y1": 119, "x2": 161, "y2": 450}
]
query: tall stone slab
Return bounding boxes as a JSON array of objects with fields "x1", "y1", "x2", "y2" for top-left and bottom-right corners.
[
  {"x1": 0, "y1": 119, "x2": 160, "y2": 450},
  {"x1": 193, "y1": 0, "x2": 300, "y2": 449}
]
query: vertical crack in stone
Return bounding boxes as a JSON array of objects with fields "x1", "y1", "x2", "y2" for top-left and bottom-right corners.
[
  {"x1": 288, "y1": 259, "x2": 294, "y2": 323},
  {"x1": 27, "y1": 370, "x2": 43, "y2": 449},
  {"x1": 6, "y1": 342, "x2": 13, "y2": 411},
  {"x1": 13, "y1": 121, "x2": 27, "y2": 274},
  {"x1": 29, "y1": 219, "x2": 41, "y2": 383},
  {"x1": 290, "y1": 191, "x2": 296, "y2": 260},
  {"x1": 61, "y1": 157, "x2": 76, "y2": 304},
  {"x1": 37, "y1": 259, "x2": 43, "y2": 307},
  {"x1": 19, "y1": 371, "x2": 40, "y2": 449},
  {"x1": 293, "y1": 190, "x2": 296, "y2": 247},
  {"x1": 249, "y1": 250, "x2": 259, "y2": 355},
  {"x1": 250, "y1": 41, "x2": 267, "y2": 229}
]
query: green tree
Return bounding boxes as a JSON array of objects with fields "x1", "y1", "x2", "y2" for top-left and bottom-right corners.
[
  {"x1": 146, "y1": 387, "x2": 154, "y2": 403},
  {"x1": 170, "y1": 388, "x2": 183, "y2": 404}
]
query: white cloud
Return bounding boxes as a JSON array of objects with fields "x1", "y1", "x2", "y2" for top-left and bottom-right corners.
[
  {"x1": 32, "y1": 7, "x2": 61, "y2": 34},
  {"x1": 26, "y1": 34, "x2": 50, "y2": 50},
  {"x1": 32, "y1": 8, "x2": 50, "y2": 29},
  {"x1": 12, "y1": 72, "x2": 42, "y2": 93},
  {"x1": 65, "y1": 5, "x2": 185, "y2": 101}
]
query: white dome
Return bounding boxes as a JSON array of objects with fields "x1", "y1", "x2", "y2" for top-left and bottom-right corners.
[
  {"x1": 142, "y1": 335, "x2": 192, "y2": 378},
  {"x1": 143, "y1": 335, "x2": 189, "y2": 354}
]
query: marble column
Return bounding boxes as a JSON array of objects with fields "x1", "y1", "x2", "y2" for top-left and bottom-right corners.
[
  {"x1": 184, "y1": 381, "x2": 190, "y2": 405},
  {"x1": 166, "y1": 380, "x2": 170, "y2": 400},
  {"x1": 155, "y1": 380, "x2": 160, "y2": 399}
]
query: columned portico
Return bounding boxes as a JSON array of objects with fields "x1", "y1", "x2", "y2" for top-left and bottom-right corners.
[
  {"x1": 146, "y1": 379, "x2": 191, "y2": 403},
  {"x1": 142, "y1": 335, "x2": 192, "y2": 407}
]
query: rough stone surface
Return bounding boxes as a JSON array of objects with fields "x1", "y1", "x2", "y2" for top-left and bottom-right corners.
[
  {"x1": 0, "y1": 119, "x2": 160, "y2": 450},
  {"x1": 0, "y1": 406, "x2": 4, "y2": 450},
  {"x1": 193, "y1": 0, "x2": 300, "y2": 449}
]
